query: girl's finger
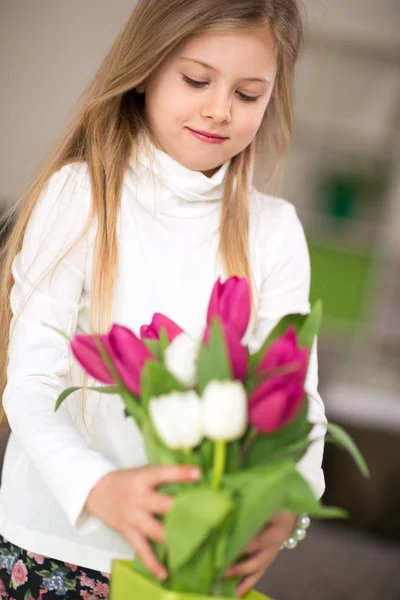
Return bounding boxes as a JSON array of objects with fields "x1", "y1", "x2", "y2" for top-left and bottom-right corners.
[
  {"x1": 145, "y1": 465, "x2": 201, "y2": 488},
  {"x1": 237, "y1": 573, "x2": 261, "y2": 598},
  {"x1": 146, "y1": 491, "x2": 175, "y2": 515},
  {"x1": 245, "y1": 523, "x2": 284, "y2": 554},
  {"x1": 126, "y1": 528, "x2": 168, "y2": 581},
  {"x1": 224, "y1": 549, "x2": 269, "y2": 578},
  {"x1": 134, "y1": 511, "x2": 166, "y2": 544},
  {"x1": 244, "y1": 528, "x2": 268, "y2": 554}
]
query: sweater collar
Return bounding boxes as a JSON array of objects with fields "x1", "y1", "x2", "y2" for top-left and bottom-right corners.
[{"x1": 127, "y1": 133, "x2": 231, "y2": 217}]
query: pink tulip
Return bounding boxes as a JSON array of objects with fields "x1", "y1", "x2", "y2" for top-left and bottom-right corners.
[
  {"x1": 70, "y1": 334, "x2": 114, "y2": 384},
  {"x1": 203, "y1": 319, "x2": 248, "y2": 381},
  {"x1": 71, "y1": 324, "x2": 154, "y2": 396},
  {"x1": 207, "y1": 277, "x2": 251, "y2": 340},
  {"x1": 249, "y1": 327, "x2": 309, "y2": 433},
  {"x1": 140, "y1": 313, "x2": 184, "y2": 342}
]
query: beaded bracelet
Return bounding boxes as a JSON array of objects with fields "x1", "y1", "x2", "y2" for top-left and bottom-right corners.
[{"x1": 280, "y1": 514, "x2": 310, "y2": 550}]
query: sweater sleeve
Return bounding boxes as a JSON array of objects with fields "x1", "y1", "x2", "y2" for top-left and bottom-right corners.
[
  {"x1": 3, "y1": 163, "x2": 118, "y2": 532},
  {"x1": 248, "y1": 200, "x2": 327, "y2": 500}
]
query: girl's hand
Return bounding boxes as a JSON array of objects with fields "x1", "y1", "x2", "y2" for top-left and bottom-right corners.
[
  {"x1": 85, "y1": 465, "x2": 201, "y2": 580},
  {"x1": 224, "y1": 510, "x2": 298, "y2": 597}
]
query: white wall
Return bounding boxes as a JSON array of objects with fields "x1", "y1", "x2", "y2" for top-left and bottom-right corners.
[
  {"x1": 0, "y1": 0, "x2": 136, "y2": 205},
  {"x1": 305, "y1": 0, "x2": 400, "y2": 46}
]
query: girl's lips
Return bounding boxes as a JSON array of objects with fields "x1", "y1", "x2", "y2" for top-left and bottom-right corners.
[{"x1": 187, "y1": 128, "x2": 228, "y2": 144}]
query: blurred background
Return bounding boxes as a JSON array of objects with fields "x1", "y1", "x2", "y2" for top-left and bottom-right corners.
[{"x1": 1, "y1": 1, "x2": 400, "y2": 599}]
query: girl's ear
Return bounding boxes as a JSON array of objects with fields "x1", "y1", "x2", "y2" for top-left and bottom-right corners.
[{"x1": 136, "y1": 83, "x2": 146, "y2": 94}]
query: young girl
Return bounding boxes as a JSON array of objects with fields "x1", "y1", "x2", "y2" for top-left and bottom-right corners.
[{"x1": 0, "y1": 0, "x2": 327, "y2": 597}]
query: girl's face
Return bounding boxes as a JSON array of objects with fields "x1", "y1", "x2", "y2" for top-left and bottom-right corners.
[{"x1": 141, "y1": 26, "x2": 277, "y2": 177}]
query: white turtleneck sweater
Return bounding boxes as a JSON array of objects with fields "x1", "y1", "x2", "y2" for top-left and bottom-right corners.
[{"x1": 0, "y1": 139, "x2": 327, "y2": 573}]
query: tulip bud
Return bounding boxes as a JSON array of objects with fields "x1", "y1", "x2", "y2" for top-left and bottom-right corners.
[
  {"x1": 165, "y1": 333, "x2": 201, "y2": 388},
  {"x1": 207, "y1": 277, "x2": 251, "y2": 340},
  {"x1": 71, "y1": 335, "x2": 115, "y2": 384},
  {"x1": 140, "y1": 313, "x2": 184, "y2": 342},
  {"x1": 108, "y1": 324, "x2": 154, "y2": 396},
  {"x1": 71, "y1": 325, "x2": 154, "y2": 397},
  {"x1": 249, "y1": 326, "x2": 309, "y2": 433},
  {"x1": 149, "y1": 390, "x2": 203, "y2": 450},
  {"x1": 202, "y1": 380, "x2": 248, "y2": 441}
]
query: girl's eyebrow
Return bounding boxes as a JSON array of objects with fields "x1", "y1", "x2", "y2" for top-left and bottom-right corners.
[{"x1": 178, "y1": 56, "x2": 270, "y2": 84}]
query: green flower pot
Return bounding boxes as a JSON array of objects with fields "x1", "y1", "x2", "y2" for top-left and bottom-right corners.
[{"x1": 110, "y1": 560, "x2": 274, "y2": 600}]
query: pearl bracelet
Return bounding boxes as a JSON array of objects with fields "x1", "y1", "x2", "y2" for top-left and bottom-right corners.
[{"x1": 280, "y1": 514, "x2": 310, "y2": 550}]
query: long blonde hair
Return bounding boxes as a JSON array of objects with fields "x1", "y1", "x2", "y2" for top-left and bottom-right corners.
[{"x1": 0, "y1": 0, "x2": 303, "y2": 425}]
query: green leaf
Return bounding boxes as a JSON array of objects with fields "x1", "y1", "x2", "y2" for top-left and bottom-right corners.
[
  {"x1": 142, "y1": 420, "x2": 182, "y2": 468},
  {"x1": 36, "y1": 570, "x2": 52, "y2": 577},
  {"x1": 211, "y1": 577, "x2": 240, "y2": 598},
  {"x1": 119, "y1": 387, "x2": 144, "y2": 426},
  {"x1": 132, "y1": 551, "x2": 161, "y2": 586},
  {"x1": 65, "y1": 580, "x2": 77, "y2": 590},
  {"x1": 143, "y1": 338, "x2": 163, "y2": 361},
  {"x1": 42, "y1": 322, "x2": 71, "y2": 342},
  {"x1": 276, "y1": 436, "x2": 316, "y2": 461},
  {"x1": 298, "y1": 299, "x2": 323, "y2": 349},
  {"x1": 223, "y1": 460, "x2": 293, "y2": 567},
  {"x1": 55, "y1": 385, "x2": 120, "y2": 411},
  {"x1": 213, "y1": 503, "x2": 239, "y2": 573},
  {"x1": 327, "y1": 422, "x2": 370, "y2": 478},
  {"x1": 225, "y1": 440, "x2": 242, "y2": 474},
  {"x1": 245, "y1": 400, "x2": 311, "y2": 468},
  {"x1": 283, "y1": 469, "x2": 347, "y2": 519},
  {"x1": 197, "y1": 318, "x2": 232, "y2": 395},
  {"x1": 168, "y1": 530, "x2": 218, "y2": 595},
  {"x1": 140, "y1": 361, "x2": 184, "y2": 408},
  {"x1": 165, "y1": 486, "x2": 234, "y2": 572},
  {"x1": 196, "y1": 439, "x2": 214, "y2": 473},
  {"x1": 142, "y1": 421, "x2": 203, "y2": 498},
  {"x1": 159, "y1": 327, "x2": 170, "y2": 358}
]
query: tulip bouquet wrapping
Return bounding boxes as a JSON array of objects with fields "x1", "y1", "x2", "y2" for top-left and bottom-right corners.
[{"x1": 50, "y1": 277, "x2": 368, "y2": 600}]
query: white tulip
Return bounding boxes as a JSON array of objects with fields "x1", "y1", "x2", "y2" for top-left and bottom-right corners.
[
  {"x1": 149, "y1": 390, "x2": 203, "y2": 450},
  {"x1": 165, "y1": 332, "x2": 200, "y2": 388},
  {"x1": 202, "y1": 380, "x2": 248, "y2": 441}
]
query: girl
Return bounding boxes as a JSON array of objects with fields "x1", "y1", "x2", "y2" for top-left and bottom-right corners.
[{"x1": 0, "y1": 0, "x2": 327, "y2": 598}]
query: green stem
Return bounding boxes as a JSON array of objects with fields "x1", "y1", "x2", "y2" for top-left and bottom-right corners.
[
  {"x1": 212, "y1": 439, "x2": 226, "y2": 490},
  {"x1": 120, "y1": 388, "x2": 145, "y2": 427},
  {"x1": 243, "y1": 427, "x2": 258, "y2": 455}
]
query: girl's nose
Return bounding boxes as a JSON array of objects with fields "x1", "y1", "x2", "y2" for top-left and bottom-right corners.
[{"x1": 201, "y1": 93, "x2": 232, "y2": 124}]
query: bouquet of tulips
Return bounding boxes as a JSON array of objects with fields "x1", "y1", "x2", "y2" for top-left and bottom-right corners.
[{"x1": 51, "y1": 277, "x2": 368, "y2": 600}]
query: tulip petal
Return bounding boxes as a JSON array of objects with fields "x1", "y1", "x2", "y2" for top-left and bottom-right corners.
[
  {"x1": 206, "y1": 278, "x2": 223, "y2": 324},
  {"x1": 207, "y1": 277, "x2": 251, "y2": 340},
  {"x1": 249, "y1": 385, "x2": 289, "y2": 433},
  {"x1": 221, "y1": 277, "x2": 251, "y2": 339},
  {"x1": 223, "y1": 324, "x2": 248, "y2": 381},
  {"x1": 202, "y1": 380, "x2": 248, "y2": 441},
  {"x1": 141, "y1": 313, "x2": 184, "y2": 342},
  {"x1": 71, "y1": 335, "x2": 115, "y2": 384},
  {"x1": 109, "y1": 324, "x2": 154, "y2": 395},
  {"x1": 139, "y1": 325, "x2": 158, "y2": 340},
  {"x1": 149, "y1": 391, "x2": 203, "y2": 449},
  {"x1": 258, "y1": 326, "x2": 299, "y2": 373},
  {"x1": 249, "y1": 376, "x2": 306, "y2": 433},
  {"x1": 152, "y1": 313, "x2": 184, "y2": 341},
  {"x1": 164, "y1": 333, "x2": 200, "y2": 387}
]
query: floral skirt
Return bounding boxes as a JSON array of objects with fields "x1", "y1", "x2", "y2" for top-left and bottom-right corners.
[{"x1": 0, "y1": 536, "x2": 110, "y2": 599}]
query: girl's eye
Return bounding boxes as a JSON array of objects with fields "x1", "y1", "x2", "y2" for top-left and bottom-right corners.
[
  {"x1": 183, "y1": 75, "x2": 206, "y2": 88},
  {"x1": 182, "y1": 75, "x2": 259, "y2": 103},
  {"x1": 237, "y1": 91, "x2": 259, "y2": 103}
]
